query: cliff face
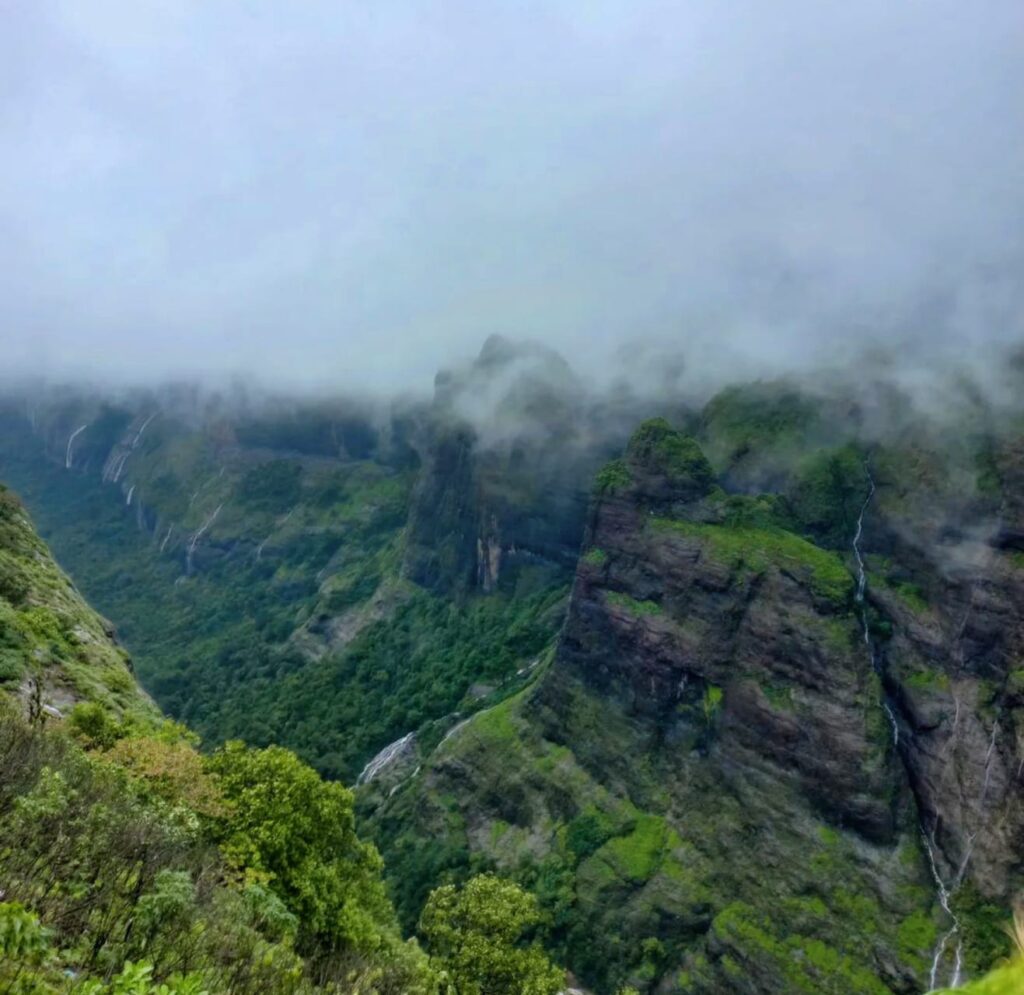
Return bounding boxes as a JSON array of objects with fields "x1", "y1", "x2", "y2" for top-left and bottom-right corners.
[
  {"x1": 866, "y1": 434, "x2": 1024, "y2": 905},
  {"x1": 368, "y1": 411, "x2": 1024, "y2": 995},
  {"x1": 561, "y1": 432, "x2": 898, "y2": 844},
  {"x1": 403, "y1": 335, "x2": 639, "y2": 596}
]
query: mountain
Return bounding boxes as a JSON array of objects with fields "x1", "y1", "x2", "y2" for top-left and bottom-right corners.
[
  {"x1": 363, "y1": 388, "x2": 1024, "y2": 993},
  {"x1": 0, "y1": 484, "x2": 586, "y2": 995},
  {"x1": 2, "y1": 346, "x2": 1023, "y2": 994}
]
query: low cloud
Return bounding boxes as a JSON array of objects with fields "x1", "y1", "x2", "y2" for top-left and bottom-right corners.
[{"x1": 2, "y1": 1, "x2": 1021, "y2": 393}]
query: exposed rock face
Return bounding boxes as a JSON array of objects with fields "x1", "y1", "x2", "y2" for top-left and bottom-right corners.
[
  {"x1": 870, "y1": 481, "x2": 1024, "y2": 902},
  {"x1": 402, "y1": 337, "x2": 634, "y2": 595},
  {"x1": 562, "y1": 490, "x2": 899, "y2": 843},
  {"x1": 403, "y1": 423, "x2": 479, "y2": 591}
]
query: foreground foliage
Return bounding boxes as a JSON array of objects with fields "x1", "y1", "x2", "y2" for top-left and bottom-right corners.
[
  {"x1": 0, "y1": 702, "x2": 434, "y2": 994},
  {"x1": 419, "y1": 874, "x2": 563, "y2": 995}
]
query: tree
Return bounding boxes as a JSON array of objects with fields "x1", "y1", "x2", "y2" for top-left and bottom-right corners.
[
  {"x1": 418, "y1": 874, "x2": 563, "y2": 995},
  {"x1": 205, "y1": 742, "x2": 396, "y2": 957}
]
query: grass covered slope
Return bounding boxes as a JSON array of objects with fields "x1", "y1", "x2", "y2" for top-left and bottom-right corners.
[{"x1": 0, "y1": 484, "x2": 156, "y2": 724}]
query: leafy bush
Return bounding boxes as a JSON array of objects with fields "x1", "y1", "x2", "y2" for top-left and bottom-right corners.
[{"x1": 418, "y1": 875, "x2": 563, "y2": 995}]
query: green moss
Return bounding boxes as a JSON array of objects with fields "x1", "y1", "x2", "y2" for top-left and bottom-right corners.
[
  {"x1": 597, "y1": 814, "x2": 669, "y2": 883},
  {"x1": 595, "y1": 459, "x2": 632, "y2": 494},
  {"x1": 652, "y1": 517, "x2": 854, "y2": 604},
  {"x1": 886, "y1": 580, "x2": 930, "y2": 613},
  {"x1": 1009, "y1": 551, "x2": 1024, "y2": 570},
  {"x1": 605, "y1": 590, "x2": 662, "y2": 616},
  {"x1": 711, "y1": 903, "x2": 893, "y2": 995},
  {"x1": 818, "y1": 825, "x2": 841, "y2": 846},
  {"x1": 1008, "y1": 669, "x2": 1024, "y2": 697},
  {"x1": 462, "y1": 696, "x2": 520, "y2": 748},
  {"x1": 904, "y1": 667, "x2": 952, "y2": 692},
  {"x1": 489, "y1": 820, "x2": 511, "y2": 846},
  {"x1": 759, "y1": 680, "x2": 794, "y2": 710},
  {"x1": 897, "y1": 910, "x2": 938, "y2": 972},
  {"x1": 702, "y1": 684, "x2": 723, "y2": 722},
  {"x1": 582, "y1": 547, "x2": 608, "y2": 567}
]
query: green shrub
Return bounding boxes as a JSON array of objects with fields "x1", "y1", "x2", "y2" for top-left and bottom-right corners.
[{"x1": 595, "y1": 460, "x2": 632, "y2": 495}]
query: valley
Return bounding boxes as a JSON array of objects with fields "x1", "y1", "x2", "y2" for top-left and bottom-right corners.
[{"x1": 2, "y1": 341, "x2": 1022, "y2": 993}]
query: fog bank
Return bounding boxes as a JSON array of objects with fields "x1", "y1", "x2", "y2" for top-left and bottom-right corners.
[{"x1": 2, "y1": 2, "x2": 1022, "y2": 391}]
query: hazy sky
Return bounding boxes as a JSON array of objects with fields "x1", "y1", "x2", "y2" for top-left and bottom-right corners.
[{"x1": 2, "y1": 1, "x2": 1022, "y2": 391}]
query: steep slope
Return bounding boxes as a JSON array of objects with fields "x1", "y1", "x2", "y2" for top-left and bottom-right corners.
[
  {"x1": 0, "y1": 483, "x2": 438, "y2": 994},
  {"x1": 365, "y1": 401, "x2": 1024, "y2": 994},
  {"x1": 0, "y1": 482, "x2": 156, "y2": 724},
  {"x1": 0, "y1": 355, "x2": 592, "y2": 779}
]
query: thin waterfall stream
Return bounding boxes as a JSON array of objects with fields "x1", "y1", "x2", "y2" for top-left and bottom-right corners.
[{"x1": 852, "y1": 463, "x2": 963, "y2": 991}]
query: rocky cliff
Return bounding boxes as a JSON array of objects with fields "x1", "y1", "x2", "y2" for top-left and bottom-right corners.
[{"x1": 367, "y1": 400, "x2": 1024, "y2": 995}]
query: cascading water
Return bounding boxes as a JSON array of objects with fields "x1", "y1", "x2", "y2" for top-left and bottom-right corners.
[
  {"x1": 186, "y1": 504, "x2": 222, "y2": 575},
  {"x1": 852, "y1": 467, "x2": 899, "y2": 744},
  {"x1": 853, "y1": 464, "x2": 964, "y2": 990},
  {"x1": 924, "y1": 833, "x2": 964, "y2": 990},
  {"x1": 357, "y1": 732, "x2": 416, "y2": 785},
  {"x1": 255, "y1": 508, "x2": 295, "y2": 561},
  {"x1": 131, "y1": 413, "x2": 155, "y2": 447},
  {"x1": 65, "y1": 424, "x2": 88, "y2": 469}
]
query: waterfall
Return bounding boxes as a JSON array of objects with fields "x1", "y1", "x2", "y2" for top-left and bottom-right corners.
[
  {"x1": 924, "y1": 833, "x2": 964, "y2": 990},
  {"x1": 852, "y1": 466, "x2": 899, "y2": 743},
  {"x1": 255, "y1": 508, "x2": 295, "y2": 560},
  {"x1": 125, "y1": 485, "x2": 135, "y2": 506},
  {"x1": 132, "y1": 413, "x2": 155, "y2": 447},
  {"x1": 853, "y1": 463, "x2": 966, "y2": 990},
  {"x1": 159, "y1": 525, "x2": 174, "y2": 552},
  {"x1": 186, "y1": 504, "x2": 222, "y2": 575},
  {"x1": 357, "y1": 732, "x2": 415, "y2": 786},
  {"x1": 103, "y1": 450, "x2": 129, "y2": 483},
  {"x1": 65, "y1": 424, "x2": 88, "y2": 468}
]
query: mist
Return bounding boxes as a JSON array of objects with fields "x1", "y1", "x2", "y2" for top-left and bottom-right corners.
[{"x1": 2, "y1": 1, "x2": 1022, "y2": 393}]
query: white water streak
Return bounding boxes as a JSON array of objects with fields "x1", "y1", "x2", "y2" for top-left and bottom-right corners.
[
  {"x1": 159, "y1": 525, "x2": 174, "y2": 552},
  {"x1": 924, "y1": 832, "x2": 962, "y2": 991},
  {"x1": 125, "y1": 485, "x2": 135, "y2": 506},
  {"x1": 852, "y1": 466, "x2": 899, "y2": 744},
  {"x1": 357, "y1": 732, "x2": 415, "y2": 786},
  {"x1": 65, "y1": 424, "x2": 87, "y2": 468},
  {"x1": 132, "y1": 413, "x2": 155, "y2": 447},
  {"x1": 186, "y1": 504, "x2": 222, "y2": 574},
  {"x1": 256, "y1": 508, "x2": 295, "y2": 560}
]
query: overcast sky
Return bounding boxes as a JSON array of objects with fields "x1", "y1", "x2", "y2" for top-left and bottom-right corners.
[{"x1": 2, "y1": 1, "x2": 1022, "y2": 391}]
